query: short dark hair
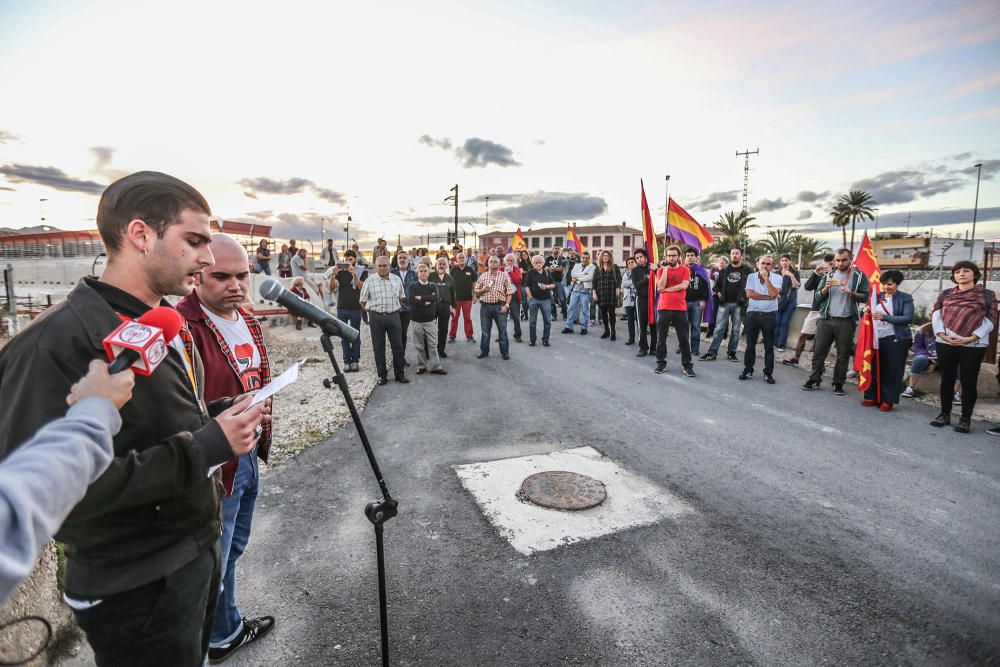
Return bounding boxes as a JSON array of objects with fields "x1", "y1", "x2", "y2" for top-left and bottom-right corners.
[
  {"x1": 950, "y1": 260, "x2": 981, "y2": 283},
  {"x1": 344, "y1": 249, "x2": 357, "y2": 259},
  {"x1": 822, "y1": 253, "x2": 835, "y2": 262},
  {"x1": 685, "y1": 248, "x2": 699, "y2": 257},
  {"x1": 880, "y1": 269, "x2": 904, "y2": 285},
  {"x1": 97, "y1": 171, "x2": 211, "y2": 254},
  {"x1": 780, "y1": 253, "x2": 792, "y2": 261},
  {"x1": 633, "y1": 248, "x2": 647, "y2": 258},
  {"x1": 730, "y1": 247, "x2": 743, "y2": 254},
  {"x1": 835, "y1": 248, "x2": 852, "y2": 257}
]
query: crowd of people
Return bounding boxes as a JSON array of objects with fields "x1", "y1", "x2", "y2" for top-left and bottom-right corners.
[{"x1": 314, "y1": 238, "x2": 1000, "y2": 438}]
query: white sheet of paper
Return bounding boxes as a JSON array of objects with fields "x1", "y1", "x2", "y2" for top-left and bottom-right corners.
[
  {"x1": 246, "y1": 358, "x2": 303, "y2": 409},
  {"x1": 208, "y1": 359, "x2": 303, "y2": 477}
]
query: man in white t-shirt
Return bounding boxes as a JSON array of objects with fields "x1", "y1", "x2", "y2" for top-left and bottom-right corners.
[{"x1": 176, "y1": 235, "x2": 275, "y2": 663}]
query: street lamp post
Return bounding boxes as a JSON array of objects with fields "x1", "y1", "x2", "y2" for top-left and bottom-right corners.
[
  {"x1": 344, "y1": 215, "x2": 351, "y2": 251},
  {"x1": 970, "y1": 163, "x2": 983, "y2": 259}
]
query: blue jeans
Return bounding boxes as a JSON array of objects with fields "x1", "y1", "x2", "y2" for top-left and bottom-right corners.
[
  {"x1": 910, "y1": 354, "x2": 934, "y2": 375},
  {"x1": 775, "y1": 298, "x2": 797, "y2": 348},
  {"x1": 480, "y1": 303, "x2": 509, "y2": 356},
  {"x1": 551, "y1": 282, "x2": 567, "y2": 317},
  {"x1": 211, "y1": 452, "x2": 259, "y2": 646},
  {"x1": 520, "y1": 285, "x2": 529, "y2": 318},
  {"x1": 528, "y1": 298, "x2": 552, "y2": 343},
  {"x1": 708, "y1": 302, "x2": 743, "y2": 355},
  {"x1": 337, "y1": 308, "x2": 362, "y2": 363},
  {"x1": 565, "y1": 290, "x2": 592, "y2": 331},
  {"x1": 624, "y1": 305, "x2": 636, "y2": 341},
  {"x1": 254, "y1": 262, "x2": 271, "y2": 275},
  {"x1": 686, "y1": 301, "x2": 703, "y2": 355},
  {"x1": 508, "y1": 293, "x2": 522, "y2": 338}
]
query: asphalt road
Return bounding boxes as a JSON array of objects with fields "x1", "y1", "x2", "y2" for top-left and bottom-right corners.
[{"x1": 231, "y1": 309, "x2": 1000, "y2": 666}]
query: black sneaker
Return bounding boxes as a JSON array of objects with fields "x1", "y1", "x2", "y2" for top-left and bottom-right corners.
[
  {"x1": 739, "y1": 370, "x2": 753, "y2": 380},
  {"x1": 986, "y1": 426, "x2": 1000, "y2": 437},
  {"x1": 802, "y1": 380, "x2": 820, "y2": 391},
  {"x1": 637, "y1": 350, "x2": 649, "y2": 357},
  {"x1": 208, "y1": 616, "x2": 275, "y2": 664},
  {"x1": 654, "y1": 364, "x2": 667, "y2": 374},
  {"x1": 781, "y1": 358, "x2": 798, "y2": 366},
  {"x1": 763, "y1": 374, "x2": 775, "y2": 384},
  {"x1": 832, "y1": 383, "x2": 845, "y2": 396},
  {"x1": 682, "y1": 367, "x2": 696, "y2": 378},
  {"x1": 727, "y1": 352, "x2": 738, "y2": 362},
  {"x1": 699, "y1": 353, "x2": 716, "y2": 361},
  {"x1": 561, "y1": 328, "x2": 573, "y2": 334}
]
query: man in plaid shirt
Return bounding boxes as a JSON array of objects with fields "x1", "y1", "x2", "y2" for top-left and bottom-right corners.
[{"x1": 474, "y1": 256, "x2": 515, "y2": 360}]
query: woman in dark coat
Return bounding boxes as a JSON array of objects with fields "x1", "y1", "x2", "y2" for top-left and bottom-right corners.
[
  {"x1": 861, "y1": 270, "x2": 913, "y2": 412},
  {"x1": 591, "y1": 250, "x2": 622, "y2": 341}
]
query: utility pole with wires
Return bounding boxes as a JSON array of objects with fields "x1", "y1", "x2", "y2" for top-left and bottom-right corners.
[
  {"x1": 444, "y1": 184, "x2": 458, "y2": 244},
  {"x1": 736, "y1": 148, "x2": 759, "y2": 215}
]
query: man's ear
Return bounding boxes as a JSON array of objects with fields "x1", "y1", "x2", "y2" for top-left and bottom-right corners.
[{"x1": 123, "y1": 219, "x2": 154, "y2": 254}]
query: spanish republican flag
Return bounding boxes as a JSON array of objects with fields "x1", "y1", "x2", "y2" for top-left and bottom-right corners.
[
  {"x1": 510, "y1": 228, "x2": 527, "y2": 251},
  {"x1": 667, "y1": 198, "x2": 714, "y2": 252},
  {"x1": 641, "y1": 181, "x2": 659, "y2": 322},
  {"x1": 640, "y1": 180, "x2": 659, "y2": 265},
  {"x1": 565, "y1": 226, "x2": 587, "y2": 254}
]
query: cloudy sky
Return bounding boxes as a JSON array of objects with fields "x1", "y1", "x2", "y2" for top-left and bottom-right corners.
[{"x1": 0, "y1": 0, "x2": 998, "y2": 247}]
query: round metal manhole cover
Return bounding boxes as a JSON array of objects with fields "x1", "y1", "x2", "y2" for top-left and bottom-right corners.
[{"x1": 518, "y1": 471, "x2": 607, "y2": 511}]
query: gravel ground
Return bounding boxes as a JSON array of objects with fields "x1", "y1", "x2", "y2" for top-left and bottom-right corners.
[{"x1": 261, "y1": 317, "x2": 378, "y2": 467}]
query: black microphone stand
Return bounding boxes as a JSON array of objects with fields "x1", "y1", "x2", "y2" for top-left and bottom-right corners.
[{"x1": 319, "y1": 334, "x2": 398, "y2": 667}]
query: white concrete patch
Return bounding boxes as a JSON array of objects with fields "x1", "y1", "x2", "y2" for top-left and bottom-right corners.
[{"x1": 453, "y1": 445, "x2": 693, "y2": 555}]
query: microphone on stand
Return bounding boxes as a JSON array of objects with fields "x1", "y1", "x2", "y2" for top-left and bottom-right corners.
[
  {"x1": 104, "y1": 306, "x2": 183, "y2": 375},
  {"x1": 259, "y1": 278, "x2": 360, "y2": 341}
]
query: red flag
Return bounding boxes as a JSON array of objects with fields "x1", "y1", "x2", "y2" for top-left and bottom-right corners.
[
  {"x1": 854, "y1": 310, "x2": 876, "y2": 392},
  {"x1": 854, "y1": 232, "x2": 881, "y2": 294},
  {"x1": 641, "y1": 181, "x2": 659, "y2": 323}
]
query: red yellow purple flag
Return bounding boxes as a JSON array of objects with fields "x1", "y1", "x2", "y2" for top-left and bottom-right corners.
[
  {"x1": 667, "y1": 198, "x2": 714, "y2": 252},
  {"x1": 565, "y1": 226, "x2": 587, "y2": 254},
  {"x1": 641, "y1": 181, "x2": 660, "y2": 322}
]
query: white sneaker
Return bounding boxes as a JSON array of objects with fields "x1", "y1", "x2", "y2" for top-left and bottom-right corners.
[
  {"x1": 953, "y1": 393, "x2": 962, "y2": 404},
  {"x1": 901, "y1": 386, "x2": 915, "y2": 398}
]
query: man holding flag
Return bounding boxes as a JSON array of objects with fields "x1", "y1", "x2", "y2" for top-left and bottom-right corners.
[{"x1": 637, "y1": 182, "x2": 660, "y2": 358}]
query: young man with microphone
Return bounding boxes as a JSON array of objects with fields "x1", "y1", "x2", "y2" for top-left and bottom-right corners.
[
  {"x1": 0, "y1": 171, "x2": 268, "y2": 666},
  {"x1": 177, "y1": 234, "x2": 275, "y2": 663}
]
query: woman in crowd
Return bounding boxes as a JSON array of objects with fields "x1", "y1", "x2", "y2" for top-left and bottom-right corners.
[
  {"x1": 929, "y1": 260, "x2": 997, "y2": 433},
  {"x1": 429, "y1": 258, "x2": 457, "y2": 359},
  {"x1": 277, "y1": 243, "x2": 292, "y2": 278},
  {"x1": 289, "y1": 277, "x2": 315, "y2": 330},
  {"x1": 621, "y1": 256, "x2": 637, "y2": 345},
  {"x1": 861, "y1": 270, "x2": 913, "y2": 412},
  {"x1": 503, "y1": 253, "x2": 524, "y2": 342},
  {"x1": 774, "y1": 254, "x2": 801, "y2": 352},
  {"x1": 592, "y1": 250, "x2": 622, "y2": 341}
]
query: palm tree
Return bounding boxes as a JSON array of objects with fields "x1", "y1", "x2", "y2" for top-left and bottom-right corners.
[
  {"x1": 791, "y1": 235, "x2": 831, "y2": 267},
  {"x1": 831, "y1": 202, "x2": 849, "y2": 249},
  {"x1": 705, "y1": 210, "x2": 757, "y2": 258},
  {"x1": 835, "y1": 190, "x2": 877, "y2": 252},
  {"x1": 761, "y1": 228, "x2": 797, "y2": 256}
]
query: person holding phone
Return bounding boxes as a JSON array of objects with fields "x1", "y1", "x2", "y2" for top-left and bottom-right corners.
[{"x1": 802, "y1": 248, "x2": 870, "y2": 394}]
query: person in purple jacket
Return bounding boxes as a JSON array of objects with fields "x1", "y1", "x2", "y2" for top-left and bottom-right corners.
[{"x1": 902, "y1": 322, "x2": 961, "y2": 399}]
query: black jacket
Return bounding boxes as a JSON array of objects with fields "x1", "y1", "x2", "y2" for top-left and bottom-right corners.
[
  {"x1": 0, "y1": 278, "x2": 233, "y2": 597},
  {"x1": 714, "y1": 264, "x2": 753, "y2": 306},
  {"x1": 631, "y1": 264, "x2": 652, "y2": 297}
]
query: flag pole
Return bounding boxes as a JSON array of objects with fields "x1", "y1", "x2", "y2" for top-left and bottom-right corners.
[{"x1": 664, "y1": 175, "x2": 671, "y2": 256}]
